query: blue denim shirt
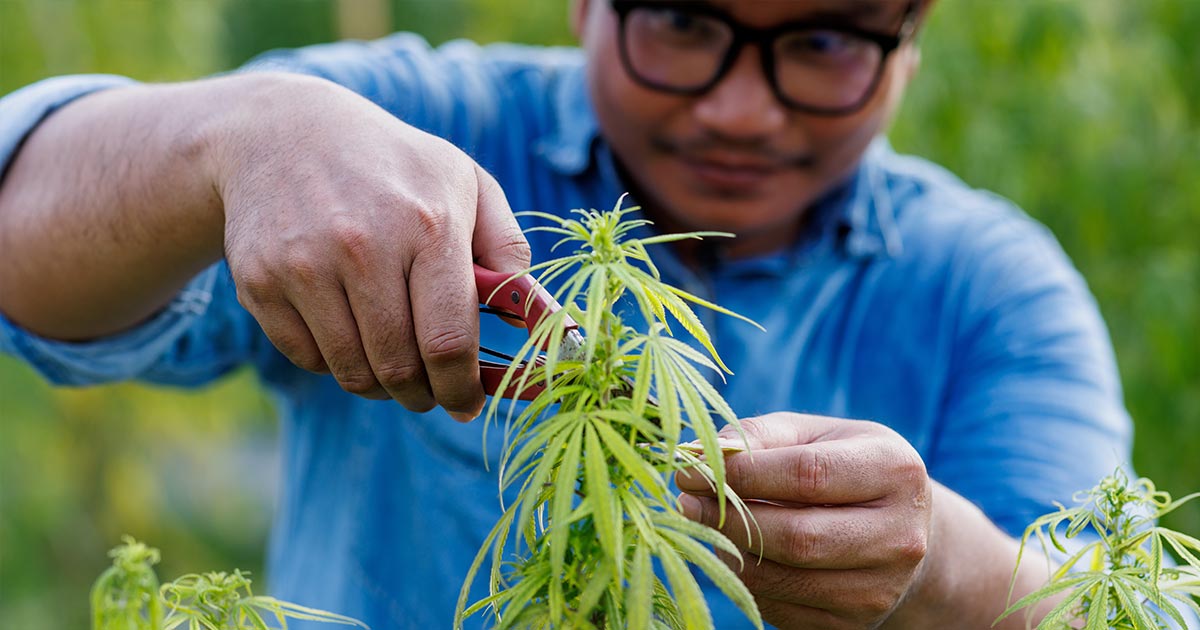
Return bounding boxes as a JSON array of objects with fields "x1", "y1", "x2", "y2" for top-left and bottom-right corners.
[{"x1": 0, "y1": 35, "x2": 1138, "y2": 629}]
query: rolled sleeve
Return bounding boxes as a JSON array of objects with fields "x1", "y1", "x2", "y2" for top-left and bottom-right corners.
[
  {"x1": 0, "y1": 74, "x2": 137, "y2": 179},
  {"x1": 0, "y1": 266, "x2": 219, "y2": 386},
  {"x1": 0, "y1": 76, "x2": 272, "y2": 389}
]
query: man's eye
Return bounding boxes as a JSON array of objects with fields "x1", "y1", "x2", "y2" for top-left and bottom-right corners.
[
  {"x1": 643, "y1": 8, "x2": 721, "y2": 43},
  {"x1": 781, "y1": 29, "x2": 864, "y2": 59}
]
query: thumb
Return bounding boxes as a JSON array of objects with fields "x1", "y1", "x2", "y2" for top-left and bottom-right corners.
[
  {"x1": 719, "y1": 412, "x2": 848, "y2": 450},
  {"x1": 472, "y1": 164, "x2": 530, "y2": 276}
]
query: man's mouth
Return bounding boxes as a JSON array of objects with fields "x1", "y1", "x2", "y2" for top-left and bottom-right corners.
[
  {"x1": 679, "y1": 155, "x2": 779, "y2": 190},
  {"x1": 652, "y1": 137, "x2": 815, "y2": 193}
]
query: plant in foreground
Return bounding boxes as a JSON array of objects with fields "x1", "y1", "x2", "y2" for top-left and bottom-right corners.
[
  {"x1": 456, "y1": 198, "x2": 765, "y2": 629},
  {"x1": 997, "y1": 469, "x2": 1200, "y2": 629},
  {"x1": 92, "y1": 536, "x2": 367, "y2": 630}
]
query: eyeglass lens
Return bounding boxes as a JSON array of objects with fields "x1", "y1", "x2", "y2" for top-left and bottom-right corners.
[{"x1": 622, "y1": 5, "x2": 887, "y2": 111}]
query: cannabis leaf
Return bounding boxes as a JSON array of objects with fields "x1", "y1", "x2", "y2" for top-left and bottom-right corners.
[{"x1": 997, "y1": 469, "x2": 1200, "y2": 629}]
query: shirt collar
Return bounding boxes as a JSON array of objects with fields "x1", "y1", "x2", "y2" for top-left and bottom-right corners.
[
  {"x1": 534, "y1": 62, "x2": 906, "y2": 265},
  {"x1": 835, "y1": 137, "x2": 906, "y2": 260},
  {"x1": 533, "y1": 59, "x2": 599, "y2": 176}
]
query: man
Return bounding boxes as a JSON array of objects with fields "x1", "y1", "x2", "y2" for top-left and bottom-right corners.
[{"x1": 0, "y1": 0, "x2": 1134, "y2": 628}]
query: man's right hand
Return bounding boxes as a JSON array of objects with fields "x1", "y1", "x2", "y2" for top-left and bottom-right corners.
[{"x1": 0, "y1": 73, "x2": 530, "y2": 419}]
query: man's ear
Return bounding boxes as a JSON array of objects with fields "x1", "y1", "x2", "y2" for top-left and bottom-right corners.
[
  {"x1": 570, "y1": 0, "x2": 590, "y2": 40},
  {"x1": 904, "y1": 45, "x2": 922, "y2": 83}
]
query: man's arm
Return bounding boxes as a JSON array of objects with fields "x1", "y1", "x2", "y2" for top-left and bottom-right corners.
[
  {"x1": 0, "y1": 77, "x2": 230, "y2": 340},
  {"x1": 0, "y1": 71, "x2": 530, "y2": 418}
]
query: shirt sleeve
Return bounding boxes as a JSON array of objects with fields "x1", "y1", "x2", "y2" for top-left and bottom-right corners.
[
  {"x1": 237, "y1": 33, "x2": 570, "y2": 166},
  {"x1": 928, "y1": 206, "x2": 1134, "y2": 538},
  {"x1": 0, "y1": 76, "x2": 266, "y2": 388}
]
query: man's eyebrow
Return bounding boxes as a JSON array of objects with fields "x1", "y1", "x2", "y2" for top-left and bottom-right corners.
[{"x1": 800, "y1": 1, "x2": 908, "y2": 26}]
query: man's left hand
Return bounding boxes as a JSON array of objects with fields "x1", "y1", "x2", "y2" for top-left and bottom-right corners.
[{"x1": 676, "y1": 413, "x2": 932, "y2": 629}]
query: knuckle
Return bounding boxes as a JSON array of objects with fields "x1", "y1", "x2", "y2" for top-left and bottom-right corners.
[
  {"x1": 410, "y1": 202, "x2": 453, "y2": 243},
  {"x1": 336, "y1": 370, "x2": 382, "y2": 396},
  {"x1": 280, "y1": 249, "x2": 324, "y2": 287},
  {"x1": 397, "y1": 395, "x2": 436, "y2": 414},
  {"x1": 896, "y1": 529, "x2": 928, "y2": 566},
  {"x1": 422, "y1": 326, "x2": 475, "y2": 366},
  {"x1": 795, "y1": 447, "x2": 831, "y2": 496},
  {"x1": 374, "y1": 361, "x2": 426, "y2": 390},
  {"x1": 890, "y1": 446, "x2": 930, "y2": 494},
  {"x1": 781, "y1": 518, "x2": 819, "y2": 564},
  {"x1": 233, "y1": 264, "x2": 274, "y2": 307},
  {"x1": 496, "y1": 237, "x2": 532, "y2": 268},
  {"x1": 328, "y1": 215, "x2": 375, "y2": 269},
  {"x1": 287, "y1": 348, "x2": 327, "y2": 373},
  {"x1": 858, "y1": 589, "x2": 899, "y2": 621}
]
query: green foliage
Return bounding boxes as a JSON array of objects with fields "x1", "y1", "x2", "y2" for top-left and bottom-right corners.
[
  {"x1": 997, "y1": 470, "x2": 1200, "y2": 629},
  {"x1": 456, "y1": 199, "x2": 763, "y2": 629},
  {"x1": 92, "y1": 538, "x2": 367, "y2": 630},
  {"x1": 92, "y1": 537, "x2": 164, "y2": 630},
  {"x1": 891, "y1": 0, "x2": 1200, "y2": 535},
  {"x1": 1, "y1": 2, "x2": 1197, "y2": 629}
]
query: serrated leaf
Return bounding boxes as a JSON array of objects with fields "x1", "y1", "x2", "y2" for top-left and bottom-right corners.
[
  {"x1": 585, "y1": 423, "x2": 622, "y2": 586},
  {"x1": 659, "y1": 546, "x2": 713, "y2": 630},
  {"x1": 627, "y1": 536, "x2": 655, "y2": 630},
  {"x1": 657, "y1": 528, "x2": 763, "y2": 630}
]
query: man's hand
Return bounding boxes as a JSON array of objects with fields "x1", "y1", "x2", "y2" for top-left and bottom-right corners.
[
  {"x1": 676, "y1": 413, "x2": 1062, "y2": 629},
  {"x1": 211, "y1": 75, "x2": 530, "y2": 419},
  {"x1": 0, "y1": 72, "x2": 529, "y2": 420},
  {"x1": 676, "y1": 413, "x2": 932, "y2": 629}
]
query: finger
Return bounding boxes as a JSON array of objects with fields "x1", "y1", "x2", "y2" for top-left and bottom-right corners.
[
  {"x1": 247, "y1": 298, "x2": 329, "y2": 374},
  {"x1": 679, "y1": 495, "x2": 916, "y2": 569},
  {"x1": 343, "y1": 271, "x2": 436, "y2": 412},
  {"x1": 755, "y1": 596, "x2": 851, "y2": 630},
  {"x1": 289, "y1": 281, "x2": 390, "y2": 400},
  {"x1": 471, "y1": 164, "x2": 530, "y2": 275},
  {"x1": 711, "y1": 548, "x2": 905, "y2": 626},
  {"x1": 676, "y1": 436, "x2": 919, "y2": 504},
  {"x1": 721, "y1": 412, "x2": 852, "y2": 450},
  {"x1": 407, "y1": 205, "x2": 484, "y2": 421}
]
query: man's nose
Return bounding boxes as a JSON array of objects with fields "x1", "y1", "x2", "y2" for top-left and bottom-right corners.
[{"x1": 692, "y1": 45, "x2": 789, "y2": 140}]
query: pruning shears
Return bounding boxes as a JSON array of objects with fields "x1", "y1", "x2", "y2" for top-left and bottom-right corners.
[{"x1": 474, "y1": 263, "x2": 584, "y2": 401}]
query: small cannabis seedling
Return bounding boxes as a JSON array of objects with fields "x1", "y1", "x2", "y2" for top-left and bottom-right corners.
[
  {"x1": 92, "y1": 537, "x2": 367, "y2": 630},
  {"x1": 997, "y1": 469, "x2": 1200, "y2": 629},
  {"x1": 455, "y1": 198, "x2": 764, "y2": 629},
  {"x1": 92, "y1": 536, "x2": 164, "y2": 630}
]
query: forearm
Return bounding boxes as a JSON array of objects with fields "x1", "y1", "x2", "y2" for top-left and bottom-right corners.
[
  {"x1": 884, "y1": 482, "x2": 1058, "y2": 629},
  {"x1": 0, "y1": 73, "x2": 297, "y2": 340}
]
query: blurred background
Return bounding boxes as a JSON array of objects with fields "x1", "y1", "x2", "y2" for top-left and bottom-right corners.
[{"x1": 0, "y1": 0, "x2": 1196, "y2": 627}]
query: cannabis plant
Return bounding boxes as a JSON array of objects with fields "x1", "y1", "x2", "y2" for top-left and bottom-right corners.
[
  {"x1": 92, "y1": 536, "x2": 164, "y2": 630},
  {"x1": 92, "y1": 537, "x2": 367, "y2": 630},
  {"x1": 997, "y1": 469, "x2": 1200, "y2": 629},
  {"x1": 456, "y1": 198, "x2": 764, "y2": 629}
]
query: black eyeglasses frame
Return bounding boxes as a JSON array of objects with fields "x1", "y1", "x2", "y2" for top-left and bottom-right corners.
[{"x1": 609, "y1": 0, "x2": 920, "y2": 116}]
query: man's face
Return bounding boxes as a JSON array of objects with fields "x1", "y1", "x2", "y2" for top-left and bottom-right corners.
[{"x1": 573, "y1": 0, "x2": 922, "y2": 254}]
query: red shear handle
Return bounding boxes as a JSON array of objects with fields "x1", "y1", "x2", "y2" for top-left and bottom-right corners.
[
  {"x1": 480, "y1": 362, "x2": 546, "y2": 401},
  {"x1": 475, "y1": 264, "x2": 578, "y2": 401},
  {"x1": 473, "y1": 264, "x2": 578, "y2": 332}
]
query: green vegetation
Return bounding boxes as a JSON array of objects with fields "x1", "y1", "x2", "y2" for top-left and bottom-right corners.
[
  {"x1": 457, "y1": 201, "x2": 761, "y2": 629},
  {"x1": 91, "y1": 537, "x2": 366, "y2": 630},
  {"x1": 1, "y1": 1, "x2": 1196, "y2": 629},
  {"x1": 997, "y1": 470, "x2": 1200, "y2": 629}
]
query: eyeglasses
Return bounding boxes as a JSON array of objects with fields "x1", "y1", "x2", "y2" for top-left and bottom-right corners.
[{"x1": 610, "y1": 0, "x2": 919, "y2": 116}]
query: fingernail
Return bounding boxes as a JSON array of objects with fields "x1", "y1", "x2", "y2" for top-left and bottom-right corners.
[
  {"x1": 449, "y1": 411, "x2": 477, "y2": 423},
  {"x1": 716, "y1": 437, "x2": 745, "y2": 451},
  {"x1": 677, "y1": 493, "x2": 700, "y2": 519}
]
